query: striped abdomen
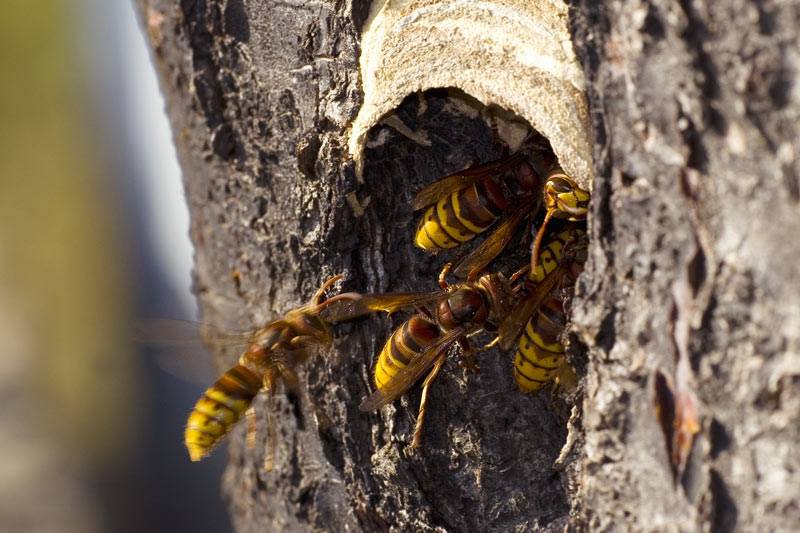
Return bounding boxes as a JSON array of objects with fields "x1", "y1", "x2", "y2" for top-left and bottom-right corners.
[
  {"x1": 530, "y1": 228, "x2": 571, "y2": 283},
  {"x1": 375, "y1": 317, "x2": 439, "y2": 390},
  {"x1": 514, "y1": 298, "x2": 567, "y2": 393},
  {"x1": 185, "y1": 364, "x2": 262, "y2": 461},
  {"x1": 414, "y1": 179, "x2": 507, "y2": 250},
  {"x1": 514, "y1": 228, "x2": 582, "y2": 393}
]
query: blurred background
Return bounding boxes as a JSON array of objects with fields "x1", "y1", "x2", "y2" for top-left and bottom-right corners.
[{"x1": 0, "y1": 1, "x2": 231, "y2": 531}]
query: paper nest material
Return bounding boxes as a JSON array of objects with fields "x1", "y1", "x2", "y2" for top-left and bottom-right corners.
[{"x1": 348, "y1": 0, "x2": 593, "y2": 191}]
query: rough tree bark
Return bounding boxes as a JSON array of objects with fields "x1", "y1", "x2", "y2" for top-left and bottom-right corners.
[
  {"x1": 136, "y1": 0, "x2": 799, "y2": 531},
  {"x1": 568, "y1": 2, "x2": 800, "y2": 531}
]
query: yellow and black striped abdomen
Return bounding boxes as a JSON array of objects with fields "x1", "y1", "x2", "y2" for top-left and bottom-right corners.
[
  {"x1": 530, "y1": 228, "x2": 572, "y2": 282},
  {"x1": 514, "y1": 227, "x2": 585, "y2": 393},
  {"x1": 514, "y1": 297, "x2": 567, "y2": 393},
  {"x1": 414, "y1": 179, "x2": 507, "y2": 250},
  {"x1": 375, "y1": 317, "x2": 439, "y2": 390},
  {"x1": 185, "y1": 364, "x2": 262, "y2": 461}
]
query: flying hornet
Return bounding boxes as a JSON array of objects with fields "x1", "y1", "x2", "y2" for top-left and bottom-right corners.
[
  {"x1": 184, "y1": 274, "x2": 342, "y2": 468},
  {"x1": 499, "y1": 226, "x2": 587, "y2": 393},
  {"x1": 412, "y1": 133, "x2": 590, "y2": 281},
  {"x1": 318, "y1": 265, "x2": 515, "y2": 447}
]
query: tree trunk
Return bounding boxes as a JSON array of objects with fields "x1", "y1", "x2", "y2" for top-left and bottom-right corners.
[
  {"x1": 568, "y1": 2, "x2": 800, "y2": 531},
  {"x1": 136, "y1": 0, "x2": 800, "y2": 531}
]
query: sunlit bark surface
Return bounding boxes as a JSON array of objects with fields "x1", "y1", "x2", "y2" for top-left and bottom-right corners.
[{"x1": 137, "y1": 0, "x2": 800, "y2": 530}]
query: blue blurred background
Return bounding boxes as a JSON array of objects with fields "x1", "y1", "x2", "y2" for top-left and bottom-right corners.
[{"x1": 0, "y1": 1, "x2": 231, "y2": 531}]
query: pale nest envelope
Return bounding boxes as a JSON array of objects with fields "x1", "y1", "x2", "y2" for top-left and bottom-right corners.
[{"x1": 349, "y1": 0, "x2": 593, "y2": 191}]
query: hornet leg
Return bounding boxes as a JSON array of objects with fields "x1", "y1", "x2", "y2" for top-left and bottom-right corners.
[
  {"x1": 411, "y1": 352, "x2": 448, "y2": 449},
  {"x1": 457, "y1": 337, "x2": 480, "y2": 373},
  {"x1": 245, "y1": 406, "x2": 258, "y2": 449},
  {"x1": 262, "y1": 370, "x2": 278, "y2": 472}
]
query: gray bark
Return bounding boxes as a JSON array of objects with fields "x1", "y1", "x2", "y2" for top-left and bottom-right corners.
[
  {"x1": 568, "y1": 2, "x2": 800, "y2": 531},
  {"x1": 136, "y1": 0, "x2": 800, "y2": 531}
]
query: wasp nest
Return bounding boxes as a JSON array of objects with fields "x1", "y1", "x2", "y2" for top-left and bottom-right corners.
[{"x1": 348, "y1": 0, "x2": 592, "y2": 191}]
